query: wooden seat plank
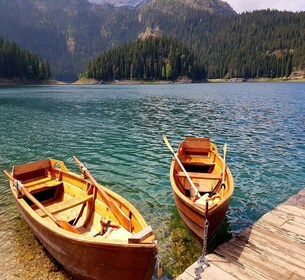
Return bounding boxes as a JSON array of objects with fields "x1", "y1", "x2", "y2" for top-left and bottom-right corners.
[
  {"x1": 35, "y1": 194, "x2": 94, "y2": 217},
  {"x1": 26, "y1": 179, "x2": 63, "y2": 193},
  {"x1": 24, "y1": 176, "x2": 53, "y2": 186},
  {"x1": 13, "y1": 159, "x2": 50, "y2": 176},
  {"x1": 128, "y1": 226, "x2": 153, "y2": 244},
  {"x1": 181, "y1": 155, "x2": 215, "y2": 166},
  {"x1": 177, "y1": 171, "x2": 222, "y2": 180}
]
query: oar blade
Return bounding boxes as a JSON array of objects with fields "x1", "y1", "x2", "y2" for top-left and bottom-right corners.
[
  {"x1": 162, "y1": 136, "x2": 201, "y2": 198},
  {"x1": 162, "y1": 135, "x2": 175, "y2": 154},
  {"x1": 223, "y1": 143, "x2": 227, "y2": 156},
  {"x1": 56, "y1": 220, "x2": 80, "y2": 234}
]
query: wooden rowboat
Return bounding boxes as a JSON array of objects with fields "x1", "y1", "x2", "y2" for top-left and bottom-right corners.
[
  {"x1": 165, "y1": 137, "x2": 234, "y2": 245},
  {"x1": 4, "y1": 157, "x2": 157, "y2": 280}
]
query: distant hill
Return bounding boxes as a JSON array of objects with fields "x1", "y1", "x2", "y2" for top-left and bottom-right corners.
[
  {"x1": 0, "y1": 0, "x2": 141, "y2": 81},
  {"x1": 87, "y1": 0, "x2": 147, "y2": 7},
  {"x1": 88, "y1": 0, "x2": 235, "y2": 13},
  {"x1": 147, "y1": 0, "x2": 236, "y2": 15},
  {"x1": 84, "y1": 36, "x2": 206, "y2": 81},
  {"x1": 1, "y1": 0, "x2": 305, "y2": 81},
  {"x1": 0, "y1": 0, "x2": 235, "y2": 81},
  {"x1": 0, "y1": 38, "x2": 51, "y2": 81}
]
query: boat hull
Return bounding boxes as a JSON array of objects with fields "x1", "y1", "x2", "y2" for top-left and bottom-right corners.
[
  {"x1": 169, "y1": 137, "x2": 234, "y2": 245},
  {"x1": 13, "y1": 188, "x2": 156, "y2": 280},
  {"x1": 8, "y1": 158, "x2": 157, "y2": 280},
  {"x1": 173, "y1": 189, "x2": 231, "y2": 244}
]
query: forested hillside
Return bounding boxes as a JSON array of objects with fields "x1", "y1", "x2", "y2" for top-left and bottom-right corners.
[
  {"x1": 0, "y1": 0, "x2": 305, "y2": 81},
  {"x1": 0, "y1": 0, "x2": 141, "y2": 81},
  {"x1": 0, "y1": 39, "x2": 51, "y2": 81},
  {"x1": 195, "y1": 10, "x2": 305, "y2": 78},
  {"x1": 84, "y1": 37, "x2": 205, "y2": 81},
  {"x1": 140, "y1": 7, "x2": 305, "y2": 79}
]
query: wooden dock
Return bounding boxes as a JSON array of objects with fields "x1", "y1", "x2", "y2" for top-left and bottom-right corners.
[{"x1": 176, "y1": 188, "x2": 305, "y2": 280}]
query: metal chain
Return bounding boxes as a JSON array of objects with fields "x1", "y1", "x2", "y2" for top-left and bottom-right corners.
[{"x1": 195, "y1": 210, "x2": 210, "y2": 279}]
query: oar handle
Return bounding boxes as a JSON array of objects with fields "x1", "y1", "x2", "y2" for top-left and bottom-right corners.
[
  {"x1": 3, "y1": 170, "x2": 24, "y2": 196},
  {"x1": 221, "y1": 143, "x2": 227, "y2": 184},
  {"x1": 72, "y1": 156, "x2": 132, "y2": 231},
  {"x1": 72, "y1": 156, "x2": 82, "y2": 168},
  {"x1": 206, "y1": 143, "x2": 227, "y2": 198},
  {"x1": 3, "y1": 170, "x2": 79, "y2": 233},
  {"x1": 72, "y1": 156, "x2": 107, "y2": 197},
  {"x1": 3, "y1": 170, "x2": 15, "y2": 182},
  {"x1": 163, "y1": 135, "x2": 200, "y2": 198}
]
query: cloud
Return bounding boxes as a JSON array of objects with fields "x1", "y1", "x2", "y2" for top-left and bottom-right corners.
[{"x1": 225, "y1": 0, "x2": 305, "y2": 13}]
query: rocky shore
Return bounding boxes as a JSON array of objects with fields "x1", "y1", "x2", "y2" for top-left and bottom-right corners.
[
  {"x1": 2, "y1": 76, "x2": 305, "y2": 86},
  {"x1": 0, "y1": 78, "x2": 64, "y2": 86}
]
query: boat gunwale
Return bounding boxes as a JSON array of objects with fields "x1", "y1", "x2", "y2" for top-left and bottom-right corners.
[
  {"x1": 9, "y1": 161, "x2": 156, "y2": 249},
  {"x1": 169, "y1": 140, "x2": 235, "y2": 215}
]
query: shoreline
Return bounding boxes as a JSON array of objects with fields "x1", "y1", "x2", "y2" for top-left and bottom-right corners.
[
  {"x1": 208, "y1": 77, "x2": 305, "y2": 83},
  {"x1": 0, "y1": 78, "x2": 65, "y2": 86},
  {"x1": 1, "y1": 77, "x2": 305, "y2": 86},
  {"x1": 73, "y1": 77, "x2": 305, "y2": 85}
]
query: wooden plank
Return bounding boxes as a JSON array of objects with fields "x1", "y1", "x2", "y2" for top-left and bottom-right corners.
[
  {"x1": 184, "y1": 260, "x2": 238, "y2": 280},
  {"x1": 175, "y1": 272, "x2": 196, "y2": 280},
  {"x1": 275, "y1": 204, "x2": 305, "y2": 219},
  {"x1": 13, "y1": 159, "x2": 50, "y2": 176},
  {"x1": 128, "y1": 226, "x2": 153, "y2": 244},
  {"x1": 237, "y1": 228, "x2": 305, "y2": 272},
  {"x1": 255, "y1": 224, "x2": 305, "y2": 246},
  {"x1": 213, "y1": 240, "x2": 293, "y2": 279},
  {"x1": 181, "y1": 138, "x2": 211, "y2": 153},
  {"x1": 181, "y1": 155, "x2": 215, "y2": 166},
  {"x1": 227, "y1": 237, "x2": 305, "y2": 277},
  {"x1": 177, "y1": 171, "x2": 222, "y2": 180},
  {"x1": 244, "y1": 226, "x2": 305, "y2": 260},
  {"x1": 24, "y1": 176, "x2": 53, "y2": 187},
  {"x1": 35, "y1": 194, "x2": 93, "y2": 217},
  {"x1": 26, "y1": 179, "x2": 63, "y2": 193},
  {"x1": 176, "y1": 188, "x2": 305, "y2": 280},
  {"x1": 288, "y1": 273, "x2": 305, "y2": 280},
  {"x1": 261, "y1": 208, "x2": 305, "y2": 237},
  {"x1": 255, "y1": 216, "x2": 305, "y2": 244},
  {"x1": 263, "y1": 207, "x2": 305, "y2": 227},
  {"x1": 206, "y1": 252, "x2": 269, "y2": 280},
  {"x1": 269, "y1": 206, "x2": 305, "y2": 225}
]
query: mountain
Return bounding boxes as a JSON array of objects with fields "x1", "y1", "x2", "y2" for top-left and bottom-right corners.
[
  {"x1": 147, "y1": 0, "x2": 236, "y2": 15},
  {"x1": 0, "y1": 0, "x2": 141, "y2": 81},
  {"x1": 87, "y1": 0, "x2": 147, "y2": 7},
  {"x1": 0, "y1": 38, "x2": 51, "y2": 81},
  {"x1": 1, "y1": 0, "x2": 305, "y2": 81},
  {"x1": 88, "y1": 0, "x2": 235, "y2": 14},
  {"x1": 0, "y1": 0, "x2": 235, "y2": 81},
  {"x1": 84, "y1": 36, "x2": 206, "y2": 81}
]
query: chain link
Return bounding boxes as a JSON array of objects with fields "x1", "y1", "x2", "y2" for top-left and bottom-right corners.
[{"x1": 195, "y1": 217, "x2": 210, "y2": 279}]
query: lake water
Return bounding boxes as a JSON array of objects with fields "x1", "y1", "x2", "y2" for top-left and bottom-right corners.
[{"x1": 0, "y1": 83, "x2": 304, "y2": 279}]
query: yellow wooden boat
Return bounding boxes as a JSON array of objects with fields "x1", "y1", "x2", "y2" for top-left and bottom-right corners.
[
  {"x1": 4, "y1": 157, "x2": 157, "y2": 280},
  {"x1": 164, "y1": 136, "x2": 234, "y2": 244}
]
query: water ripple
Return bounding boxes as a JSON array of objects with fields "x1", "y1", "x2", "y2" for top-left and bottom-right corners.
[{"x1": 0, "y1": 83, "x2": 305, "y2": 278}]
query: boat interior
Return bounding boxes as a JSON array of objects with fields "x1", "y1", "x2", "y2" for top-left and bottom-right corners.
[
  {"x1": 12, "y1": 159, "x2": 153, "y2": 244},
  {"x1": 174, "y1": 138, "x2": 225, "y2": 199}
]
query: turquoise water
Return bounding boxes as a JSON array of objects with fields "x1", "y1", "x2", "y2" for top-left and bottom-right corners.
[{"x1": 0, "y1": 83, "x2": 304, "y2": 279}]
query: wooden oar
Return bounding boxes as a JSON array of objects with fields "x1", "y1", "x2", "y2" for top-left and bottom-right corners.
[
  {"x1": 221, "y1": 143, "x2": 227, "y2": 197},
  {"x1": 72, "y1": 156, "x2": 132, "y2": 232},
  {"x1": 3, "y1": 170, "x2": 79, "y2": 234},
  {"x1": 162, "y1": 135, "x2": 201, "y2": 198},
  {"x1": 210, "y1": 143, "x2": 227, "y2": 197}
]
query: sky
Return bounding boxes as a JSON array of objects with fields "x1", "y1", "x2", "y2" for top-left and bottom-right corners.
[{"x1": 225, "y1": 0, "x2": 305, "y2": 13}]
